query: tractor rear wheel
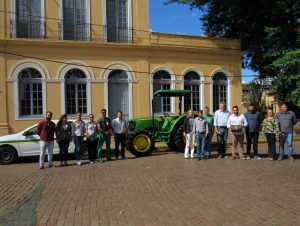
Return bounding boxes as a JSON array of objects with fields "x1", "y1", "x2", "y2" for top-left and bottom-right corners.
[
  {"x1": 167, "y1": 138, "x2": 179, "y2": 151},
  {"x1": 174, "y1": 125, "x2": 186, "y2": 153},
  {"x1": 127, "y1": 131, "x2": 154, "y2": 157}
]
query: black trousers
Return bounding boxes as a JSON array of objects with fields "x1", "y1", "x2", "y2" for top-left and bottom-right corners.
[
  {"x1": 58, "y1": 140, "x2": 70, "y2": 162},
  {"x1": 246, "y1": 132, "x2": 259, "y2": 156},
  {"x1": 115, "y1": 133, "x2": 126, "y2": 159},
  {"x1": 87, "y1": 138, "x2": 98, "y2": 161},
  {"x1": 265, "y1": 133, "x2": 276, "y2": 158}
]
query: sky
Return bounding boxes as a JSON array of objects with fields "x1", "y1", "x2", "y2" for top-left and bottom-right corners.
[{"x1": 149, "y1": 0, "x2": 256, "y2": 84}]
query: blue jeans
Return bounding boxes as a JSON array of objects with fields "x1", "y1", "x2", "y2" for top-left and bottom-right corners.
[
  {"x1": 205, "y1": 133, "x2": 213, "y2": 157},
  {"x1": 196, "y1": 133, "x2": 206, "y2": 157},
  {"x1": 279, "y1": 132, "x2": 293, "y2": 157},
  {"x1": 217, "y1": 127, "x2": 228, "y2": 157},
  {"x1": 39, "y1": 141, "x2": 54, "y2": 166},
  {"x1": 74, "y1": 136, "x2": 83, "y2": 161}
]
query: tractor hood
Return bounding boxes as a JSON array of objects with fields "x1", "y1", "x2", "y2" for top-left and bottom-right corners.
[{"x1": 128, "y1": 116, "x2": 162, "y2": 132}]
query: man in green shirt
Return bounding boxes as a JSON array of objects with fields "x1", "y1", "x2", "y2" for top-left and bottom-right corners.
[
  {"x1": 97, "y1": 108, "x2": 112, "y2": 162},
  {"x1": 203, "y1": 107, "x2": 214, "y2": 158}
]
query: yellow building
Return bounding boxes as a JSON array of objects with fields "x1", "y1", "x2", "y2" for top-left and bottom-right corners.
[{"x1": 0, "y1": 0, "x2": 243, "y2": 135}]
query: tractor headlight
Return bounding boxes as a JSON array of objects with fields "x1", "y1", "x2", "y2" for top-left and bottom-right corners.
[{"x1": 128, "y1": 121, "x2": 136, "y2": 131}]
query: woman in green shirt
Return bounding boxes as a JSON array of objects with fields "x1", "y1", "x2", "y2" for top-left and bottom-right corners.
[{"x1": 261, "y1": 108, "x2": 280, "y2": 160}]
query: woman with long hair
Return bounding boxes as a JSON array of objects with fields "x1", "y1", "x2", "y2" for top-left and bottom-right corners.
[{"x1": 56, "y1": 114, "x2": 72, "y2": 166}]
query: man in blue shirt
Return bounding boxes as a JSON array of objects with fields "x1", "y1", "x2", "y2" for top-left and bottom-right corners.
[
  {"x1": 214, "y1": 102, "x2": 231, "y2": 159},
  {"x1": 244, "y1": 104, "x2": 263, "y2": 160}
]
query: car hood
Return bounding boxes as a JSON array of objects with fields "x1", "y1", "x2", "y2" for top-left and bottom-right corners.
[{"x1": 0, "y1": 133, "x2": 20, "y2": 143}]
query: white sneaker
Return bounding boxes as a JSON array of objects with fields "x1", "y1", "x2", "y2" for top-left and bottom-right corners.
[
  {"x1": 77, "y1": 161, "x2": 81, "y2": 166},
  {"x1": 254, "y1": 155, "x2": 261, "y2": 160},
  {"x1": 184, "y1": 157, "x2": 189, "y2": 159},
  {"x1": 246, "y1": 155, "x2": 251, "y2": 160}
]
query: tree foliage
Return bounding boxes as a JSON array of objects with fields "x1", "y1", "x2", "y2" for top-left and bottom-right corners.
[
  {"x1": 166, "y1": 0, "x2": 300, "y2": 103},
  {"x1": 269, "y1": 49, "x2": 300, "y2": 103}
]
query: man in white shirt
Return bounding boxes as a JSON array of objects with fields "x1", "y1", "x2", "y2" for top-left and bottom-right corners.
[
  {"x1": 111, "y1": 111, "x2": 128, "y2": 160},
  {"x1": 214, "y1": 102, "x2": 231, "y2": 159},
  {"x1": 227, "y1": 106, "x2": 248, "y2": 160}
]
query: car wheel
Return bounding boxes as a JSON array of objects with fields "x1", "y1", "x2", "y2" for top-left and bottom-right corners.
[
  {"x1": 127, "y1": 130, "x2": 154, "y2": 157},
  {"x1": 80, "y1": 143, "x2": 89, "y2": 160},
  {"x1": 0, "y1": 146, "x2": 17, "y2": 165}
]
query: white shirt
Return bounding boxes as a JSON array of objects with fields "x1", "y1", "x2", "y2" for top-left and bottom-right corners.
[
  {"x1": 111, "y1": 118, "x2": 127, "y2": 134},
  {"x1": 227, "y1": 113, "x2": 248, "y2": 134},
  {"x1": 214, "y1": 109, "x2": 231, "y2": 127}
]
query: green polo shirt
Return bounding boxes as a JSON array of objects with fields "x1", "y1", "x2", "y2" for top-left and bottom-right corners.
[
  {"x1": 97, "y1": 117, "x2": 111, "y2": 132},
  {"x1": 203, "y1": 114, "x2": 214, "y2": 133}
]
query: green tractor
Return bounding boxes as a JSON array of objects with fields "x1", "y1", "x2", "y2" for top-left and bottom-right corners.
[{"x1": 126, "y1": 90, "x2": 191, "y2": 157}]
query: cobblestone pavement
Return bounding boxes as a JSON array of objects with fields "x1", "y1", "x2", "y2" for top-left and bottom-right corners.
[{"x1": 0, "y1": 142, "x2": 299, "y2": 226}]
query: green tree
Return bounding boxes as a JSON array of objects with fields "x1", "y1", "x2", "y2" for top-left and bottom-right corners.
[
  {"x1": 269, "y1": 49, "x2": 300, "y2": 103},
  {"x1": 166, "y1": 0, "x2": 300, "y2": 102}
]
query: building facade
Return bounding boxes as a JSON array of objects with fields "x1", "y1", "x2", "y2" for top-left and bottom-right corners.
[{"x1": 0, "y1": 0, "x2": 243, "y2": 135}]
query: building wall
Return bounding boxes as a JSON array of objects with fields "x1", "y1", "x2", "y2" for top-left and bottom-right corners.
[{"x1": 0, "y1": 0, "x2": 243, "y2": 135}]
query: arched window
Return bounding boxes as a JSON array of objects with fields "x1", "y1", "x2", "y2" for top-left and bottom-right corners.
[
  {"x1": 184, "y1": 71, "x2": 201, "y2": 112},
  {"x1": 213, "y1": 72, "x2": 228, "y2": 112},
  {"x1": 18, "y1": 68, "x2": 43, "y2": 116},
  {"x1": 153, "y1": 70, "x2": 172, "y2": 114},
  {"x1": 65, "y1": 69, "x2": 87, "y2": 115},
  {"x1": 108, "y1": 70, "x2": 129, "y2": 120}
]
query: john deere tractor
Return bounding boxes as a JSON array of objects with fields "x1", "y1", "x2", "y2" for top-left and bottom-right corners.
[{"x1": 126, "y1": 90, "x2": 191, "y2": 157}]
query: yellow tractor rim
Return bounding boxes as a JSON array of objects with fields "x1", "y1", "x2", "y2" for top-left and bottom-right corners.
[{"x1": 133, "y1": 134, "x2": 151, "y2": 152}]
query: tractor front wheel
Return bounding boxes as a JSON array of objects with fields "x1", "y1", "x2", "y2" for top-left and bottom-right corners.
[{"x1": 127, "y1": 131, "x2": 154, "y2": 157}]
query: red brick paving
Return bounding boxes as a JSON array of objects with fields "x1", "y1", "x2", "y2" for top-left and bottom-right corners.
[{"x1": 0, "y1": 142, "x2": 299, "y2": 226}]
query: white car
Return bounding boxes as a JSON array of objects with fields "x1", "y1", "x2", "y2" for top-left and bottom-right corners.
[{"x1": 0, "y1": 121, "x2": 89, "y2": 164}]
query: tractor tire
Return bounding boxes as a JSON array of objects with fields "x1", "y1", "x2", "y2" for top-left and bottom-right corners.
[
  {"x1": 167, "y1": 139, "x2": 179, "y2": 151},
  {"x1": 174, "y1": 125, "x2": 186, "y2": 153},
  {"x1": 80, "y1": 143, "x2": 89, "y2": 160},
  {"x1": 0, "y1": 146, "x2": 18, "y2": 165},
  {"x1": 127, "y1": 131, "x2": 154, "y2": 157}
]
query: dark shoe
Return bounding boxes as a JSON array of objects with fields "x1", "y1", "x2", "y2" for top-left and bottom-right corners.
[
  {"x1": 64, "y1": 161, "x2": 68, "y2": 166},
  {"x1": 289, "y1": 156, "x2": 295, "y2": 161},
  {"x1": 231, "y1": 156, "x2": 237, "y2": 160},
  {"x1": 39, "y1": 166, "x2": 44, "y2": 170},
  {"x1": 60, "y1": 162, "x2": 64, "y2": 167},
  {"x1": 49, "y1": 164, "x2": 55, "y2": 168},
  {"x1": 197, "y1": 157, "x2": 201, "y2": 161}
]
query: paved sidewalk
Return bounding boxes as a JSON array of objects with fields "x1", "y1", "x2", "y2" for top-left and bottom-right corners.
[{"x1": 0, "y1": 142, "x2": 299, "y2": 226}]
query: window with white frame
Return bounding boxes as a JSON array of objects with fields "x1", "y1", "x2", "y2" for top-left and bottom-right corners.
[
  {"x1": 14, "y1": 0, "x2": 44, "y2": 39},
  {"x1": 106, "y1": 0, "x2": 131, "y2": 43},
  {"x1": 61, "y1": 0, "x2": 89, "y2": 40},
  {"x1": 184, "y1": 71, "x2": 201, "y2": 112},
  {"x1": 18, "y1": 68, "x2": 43, "y2": 116},
  {"x1": 213, "y1": 72, "x2": 228, "y2": 112},
  {"x1": 65, "y1": 69, "x2": 87, "y2": 115},
  {"x1": 153, "y1": 70, "x2": 172, "y2": 114}
]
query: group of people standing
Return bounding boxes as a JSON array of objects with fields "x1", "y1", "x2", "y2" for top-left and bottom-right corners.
[
  {"x1": 183, "y1": 103, "x2": 297, "y2": 161},
  {"x1": 36, "y1": 109, "x2": 128, "y2": 169}
]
